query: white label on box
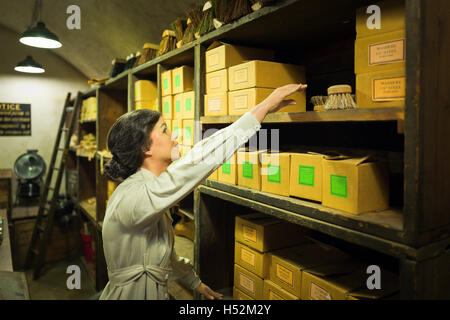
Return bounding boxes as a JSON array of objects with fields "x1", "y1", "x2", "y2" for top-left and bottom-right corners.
[
  {"x1": 208, "y1": 52, "x2": 220, "y2": 68},
  {"x1": 234, "y1": 94, "x2": 249, "y2": 110},
  {"x1": 209, "y1": 76, "x2": 222, "y2": 90},
  {"x1": 310, "y1": 282, "x2": 331, "y2": 300},
  {"x1": 234, "y1": 67, "x2": 248, "y2": 84},
  {"x1": 242, "y1": 225, "x2": 257, "y2": 243},
  {"x1": 240, "y1": 247, "x2": 256, "y2": 267},
  {"x1": 276, "y1": 263, "x2": 293, "y2": 286},
  {"x1": 369, "y1": 39, "x2": 405, "y2": 66},
  {"x1": 207, "y1": 98, "x2": 222, "y2": 112},
  {"x1": 239, "y1": 272, "x2": 255, "y2": 295},
  {"x1": 269, "y1": 289, "x2": 285, "y2": 300}
]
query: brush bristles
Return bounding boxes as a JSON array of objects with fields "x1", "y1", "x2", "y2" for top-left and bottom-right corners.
[{"x1": 325, "y1": 93, "x2": 358, "y2": 110}]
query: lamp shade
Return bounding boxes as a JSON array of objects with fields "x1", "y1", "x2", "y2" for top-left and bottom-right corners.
[
  {"x1": 19, "y1": 21, "x2": 62, "y2": 49},
  {"x1": 15, "y1": 55, "x2": 45, "y2": 73}
]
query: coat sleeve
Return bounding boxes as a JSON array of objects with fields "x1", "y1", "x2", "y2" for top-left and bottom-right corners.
[
  {"x1": 124, "y1": 111, "x2": 261, "y2": 229},
  {"x1": 169, "y1": 248, "x2": 201, "y2": 290}
]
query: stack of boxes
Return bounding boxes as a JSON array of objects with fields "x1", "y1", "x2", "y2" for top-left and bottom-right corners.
[
  {"x1": 161, "y1": 66, "x2": 195, "y2": 148},
  {"x1": 80, "y1": 97, "x2": 97, "y2": 122},
  {"x1": 355, "y1": 0, "x2": 405, "y2": 108},
  {"x1": 233, "y1": 213, "x2": 310, "y2": 300},
  {"x1": 204, "y1": 42, "x2": 274, "y2": 117},
  {"x1": 134, "y1": 80, "x2": 158, "y2": 110}
]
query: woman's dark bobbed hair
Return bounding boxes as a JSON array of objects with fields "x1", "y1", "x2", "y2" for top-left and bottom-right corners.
[{"x1": 104, "y1": 109, "x2": 161, "y2": 181}]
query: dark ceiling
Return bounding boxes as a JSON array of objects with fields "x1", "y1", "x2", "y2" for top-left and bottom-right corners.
[{"x1": 0, "y1": 0, "x2": 203, "y2": 79}]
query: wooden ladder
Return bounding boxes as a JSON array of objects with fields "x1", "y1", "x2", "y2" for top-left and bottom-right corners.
[{"x1": 24, "y1": 92, "x2": 82, "y2": 279}]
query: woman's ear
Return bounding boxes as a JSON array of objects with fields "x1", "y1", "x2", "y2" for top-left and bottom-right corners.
[{"x1": 143, "y1": 148, "x2": 152, "y2": 157}]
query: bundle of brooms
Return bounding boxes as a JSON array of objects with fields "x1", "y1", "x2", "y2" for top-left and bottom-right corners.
[
  {"x1": 196, "y1": 1, "x2": 215, "y2": 38},
  {"x1": 171, "y1": 18, "x2": 187, "y2": 48},
  {"x1": 214, "y1": 0, "x2": 252, "y2": 28},
  {"x1": 157, "y1": 29, "x2": 177, "y2": 57},
  {"x1": 182, "y1": 5, "x2": 203, "y2": 45},
  {"x1": 136, "y1": 43, "x2": 160, "y2": 66},
  {"x1": 249, "y1": 0, "x2": 277, "y2": 11}
]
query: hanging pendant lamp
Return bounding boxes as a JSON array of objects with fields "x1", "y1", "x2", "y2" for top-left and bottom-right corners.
[
  {"x1": 15, "y1": 56, "x2": 45, "y2": 73},
  {"x1": 20, "y1": 21, "x2": 62, "y2": 49}
]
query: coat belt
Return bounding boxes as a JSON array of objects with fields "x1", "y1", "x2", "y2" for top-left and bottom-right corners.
[{"x1": 108, "y1": 263, "x2": 172, "y2": 287}]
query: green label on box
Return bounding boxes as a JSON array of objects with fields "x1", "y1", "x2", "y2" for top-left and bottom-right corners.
[
  {"x1": 330, "y1": 175, "x2": 348, "y2": 198},
  {"x1": 299, "y1": 165, "x2": 315, "y2": 187},
  {"x1": 222, "y1": 161, "x2": 231, "y2": 175},
  {"x1": 186, "y1": 98, "x2": 192, "y2": 111},
  {"x1": 164, "y1": 101, "x2": 169, "y2": 114},
  {"x1": 185, "y1": 126, "x2": 191, "y2": 139},
  {"x1": 176, "y1": 100, "x2": 181, "y2": 112},
  {"x1": 174, "y1": 126, "x2": 179, "y2": 136},
  {"x1": 268, "y1": 164, "x2": 281, "y2": 183},
  {"x1": 243, "y1": 161, "x2": 253, "y2": 179},
  {"x1": 163, "y1": 78, "x2": 168, "y2": 90},
  {"x1": 175, "y1": 75, "x2": 181, "y2": 88}
]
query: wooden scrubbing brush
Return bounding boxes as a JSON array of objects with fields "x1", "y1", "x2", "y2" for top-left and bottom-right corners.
[
  {"x1": 250, "y1": 0, "x2": 277, "y2": 11},
  {"x1": 136, "y1": 43, "x2": 159, "y2": 66},
  {"x1": 311, "y1": 96, "x2": 328, "y2": 111},
  {"x1": 182, "y1": 5, "x2": 203, "y2": 45},
  {"x1": 171, "y1": 18, "x2": 187, "y2": 48},
  {"x1": 324, "y1": 85, "x2": 358, "y2": 110},
  {"x1": 157, "y1": 30, "x2": 177, "y2": 57}
]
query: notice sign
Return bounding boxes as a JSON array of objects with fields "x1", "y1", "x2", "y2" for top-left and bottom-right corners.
[{"x1": 0, "y1": 103, "x2": 31, "y2": 136}]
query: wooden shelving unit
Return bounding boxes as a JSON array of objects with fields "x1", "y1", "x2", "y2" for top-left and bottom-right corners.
[{"x1": 64, "y1": 0, "x2": 450, "y2": 299}]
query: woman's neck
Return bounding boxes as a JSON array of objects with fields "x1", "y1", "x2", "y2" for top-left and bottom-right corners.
[{"x1": 141, "y1": 158, "x2": 171, "y2": 177}]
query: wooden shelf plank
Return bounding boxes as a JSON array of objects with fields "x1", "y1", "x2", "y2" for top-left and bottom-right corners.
[
  {"x1": 201, "y1": 108, "x2": 404, "y2": 124},
  {"x1": 78, "y1": 199, "x2": 101, "y2": 231},
  {"x1": 198, "y1": 181, "x2": 414, "y2": 259},
  {"x1": 179, "y1": 208, "x2": 194, "y2": 220}
]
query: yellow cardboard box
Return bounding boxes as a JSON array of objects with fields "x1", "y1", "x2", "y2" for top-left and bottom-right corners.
[
  {"x1": 135, "y1": 99, "x2": 157, "y2": 110},
  {"x1": 162, "y1": 95, "x2": 173, "y2": 119},
  {"x1": 355, "y1": 29, "x2": 405, "y2": 74},
  {"x1": 237, "y1": 149, "x2": 266, "y2": 191},
  {"x1": 263, "y1": 279, "x2": 300, "y2": 300},
  {"x1": 173, "y1": 93, "x2": 183, "y2": 120},
  {"x1": 161, "y1": 70, "x2": 172, "y2": 96},
  {"x1": 135, "y1": 80, "x2": 157, "y2": 102},
  {"x1": 301, "y1": 263, "x2": 399, "y2": 300},
  {"x1": 356, "y1": 0, "x2": 405, "y2": 38},
  {"x1": 233, "y1": 287, "x2": 254, "y2": 300},
  {"x1": 356, "y1": 68, "x2": 405, "y2": 108},
  {"x1": 207, "y1": 168, "x2": 218, "y2": 181},
  {"x1": 182, "y1": 91, "x2": 195, "y2": 119},
  {"x1": 166, "y1": 119, "x2": 172, "y2": 133},
  {"x1": 235, "y1": 241, "x2": 271, "y2": 278},
  {"x1": 228, "y1": 60, "x2": 306, "y2": 91},
  {"x1": 234, "y1": 264, "x2": 264, "y2": 300},
  {"x1": 269, "y1": 243, "x2": 350, "y2": 298},
  {"x1": 261, "y1": 152, "x2": 291, "y2": 197},
  {"x1": 172, "y1": 66, "x2": 194, "y2": 94},
  {"x1": 171, "y1": 119, "x2": 182, "y2": 144},
  {"x1": 180, "y1": 145, "x2": 191, "y2": 158},
  {"x1": 228, "y1": 88, "x2": 305, "y2": 116},
  {"x1": 182, "y1": 119, "x2": 194, "y2": 146},
  {"x1": 289, "y1": 153, "x2": 324, "y2": 202},
  {"x1": 235, "y1": 213, "x2": 309, "y2": 253},
  {"x1": 322, "y1": 156, "x2": 389, "y2": 214},
  {"x1": 206, "y1": 69, "x2": 228, "y2": 94},
  {"x1": 204, "y1": 92, "x2": 228, "y2": 116},
  {"x1": 205, "y1": 41, "x2": 274, "y2": 73},
  {"x1": 218, "y1": 153, "x2": 237, "y2": 185}
]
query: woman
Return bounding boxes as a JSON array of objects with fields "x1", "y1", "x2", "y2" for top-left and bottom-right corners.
[{"x1": 99, "y1": 83, "x2": 307, "y2": 300}]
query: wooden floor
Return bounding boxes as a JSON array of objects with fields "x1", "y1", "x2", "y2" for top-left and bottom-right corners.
[{"x1": 168, "y1": 235, "x2": 195, "y2": 300}]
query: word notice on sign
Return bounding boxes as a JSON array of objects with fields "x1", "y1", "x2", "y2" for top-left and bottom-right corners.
[{"x1": 0, "y1": 103, "x2": 31, "y2": 136}]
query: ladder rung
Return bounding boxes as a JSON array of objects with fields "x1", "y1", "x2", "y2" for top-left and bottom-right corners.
[
  {"x1": 58, "y1": 148, "x2": 65, "y2": 151},
  {"x1": 47, "y1": 187, "x2": 54, "y2": 191},
  {"x1": 61, "y1": 128, "x2": 69, "y2": 132},
  {"x1": 53, "y1": 167, "x2": 60, "y2": 171},
  {"x1": 66, "y1": 107, "x2": 74, "y2": 112}
]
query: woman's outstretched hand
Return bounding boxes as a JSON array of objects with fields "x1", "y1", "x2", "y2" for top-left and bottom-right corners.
[
  {"x1": 195, "y1": 282, "x2": 224, "y2": 300},
  {"x1": 250, "y1": 83, "x2": 307, "y2": 123}
]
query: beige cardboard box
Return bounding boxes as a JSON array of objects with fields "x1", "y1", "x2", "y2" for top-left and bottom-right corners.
[
  {"x1": 228, "y1": 60, "x2": 306, "y2": 91},
  {"x1": 166, "y1": 119, "x2": 172, "y2": 133},
  {"x1": 204, "y1": 92, "x2": 228, "y2": 116},
  {"x1": 135, "y1": 99, "x2": 158, "y2": 111},
  {"x1": 356, "y1": 0, "x2": 405, "y2": 38},
  {"x1": 355, "y1": 29, "x2": 405, "y2": 74},
  {"x1": 171, "y1": 119, "x2": 182, "y2": 144},
  {"x1": 233, "y1": 287, "x2": 254, "y2": 300},
  {"x1": 261, "y1": 152, "x2": 291, "y2": 197},
  {"x1": 269, "y1": 243, "x2": 350, "y2": 298},
  {"x1": 322, "y1": 156, "x2": 389, "y2": 214},
  {"x1": 206, "y1": 69, "x2": 228, "y2": 94},
  {"x1": 173, "y1": 93, "x2": 183, "y2": 120},
  {"x1": 182, "y1": 119, "x2": 194, "y2": 146},
  {"x1": 205, "y1": 42, "x2": 274, "y2": 73},
  {"x1": 161, "y1": 70, "x2": 172, "y2": 96},
  {"x1": 207, "y1": 168, "x2": 218, "y2": 181},
  {"x1": 234, "y1": 264, "x2": 264, "y2": 300},
  {"x1": 301, "y1": 263, "x2": 399, "y2": 300},
  {"x1": 263, "y1": 279, "x2": 300, "y2": 300},
  {"x1": 228, "y1": 88, "x2": 305, "y2": 116},
  {"x1": 182, "y1": 91, "x2": 195, "y2": 119},
  {"x1": 162, "y1": 95, "x2": 173, "y2": 119},
  {"x1": 235, "y1": 241, "x2": 271, "y2": 278},
  {"x1": 235, "y1": 213, "x2": 309, "y2": 253},
  {"x1": 356, "y1": 68, "x2": 405, "y2": 108},
  {"x1": 218, "y1": 153, "x2": 237, "y2": 185},
  {"x1": 290, "y1": 153, "x2": 324, "y2": 202},
  {"x1": 172, "y1": 66, "x2": 194, "y2": 94},
  {"x1": 237, "y1": 150, "x2": 266, "y2": 191},
  {"x1": 135, "y1": 80, "x2": 157, "y2": 102}
]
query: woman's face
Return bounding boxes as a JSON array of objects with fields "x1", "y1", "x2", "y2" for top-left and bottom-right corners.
[{"x1": 147, "y1": 116, "x2": 180, "y2": 163}]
